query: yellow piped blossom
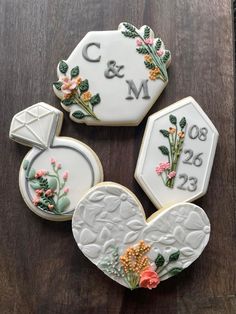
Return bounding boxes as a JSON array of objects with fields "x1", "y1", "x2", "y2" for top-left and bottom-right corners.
[
  {"x1": 81, "y1": 91, "x2": 92, "y2": 102},
  {"x1": 169, "y1": 127, "x2": 176, "y2": 134},
  {"x1": 178, "y1": 131, "x2": 185, "y2": 138},
  {"x1": 120, "y1": 240, "x2": 151, "y2": 274},
  {"x1": 149, "y1": 67, "x2": 160, "y2": 80},
  {"x1": 144, "y1": 54, "x2": 153, "y2": 63}
]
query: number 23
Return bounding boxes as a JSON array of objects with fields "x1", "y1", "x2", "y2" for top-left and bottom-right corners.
[{"x1": 177, "y1": 174, "x2": 198, "y2": 192}]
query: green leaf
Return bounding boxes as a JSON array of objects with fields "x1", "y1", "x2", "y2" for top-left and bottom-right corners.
[
  {"x1": 72, "y1": 110, "x2": 85, "y2": 120},
  {"x1": 30, "y1": 181, "x2": 41, "y2": 190},
  {"x1": 123, "y1": 22, "x2": 135, "y2": 32},
  {"x1": 162, "y1": 51, "x2": 171, "y2": 63},
  {"x1": 79, "y1": 79, "x2": 89, "y2": 93},
  {"x1": 53, "y1": 81, "x2": 63, "y2": 91},
  {"x1": 48, "y1": 178, "x2": 57, "y2": 191},
  {"x1": 155, "y1": 254, "x2": 165, "y2": 267},
  {"x1": 155, "y1": 38, "x2": 162, "y2": 51},
  {"x1": 23, "y1": 159, "x2": 29, "y2": 171},
  {"x1": 39, "y1": 177, "x2": 49, "y2": 190},
  {"x1": 169, "y1": 250, "x2": 180, "y2": 262},
  {"x1": 160, "y1": 129, "x2": 169, "y2": 138},
  {"x1": 57, "y1": 197, "x2": 70, "y2": 213},
  {"x1": 59, "y1": 60, "x2": 68, "y2": 74},
  {"x1": 144, "y1": 61, "x2": 155, "y2": 69},
  {"x1": 70, "y1": 66, "x2": 80, "y2": 78},
  {"x1": 158, "y1": 146, "x2": 169, "y2": 156},
  {"x1": 179, "y1": 117, "x2": 186, "y2": 129},
  {"x1": 144, "y1": 26, "x2": 150, "y2": 39},
  {"x1": 169, "y1": 267, "x2": 183, "y2": 276},
  {"x1": 90, "y1": 93, "x2": 101, "y2": 106},
  {"x1": 28, "y1": 169, "x2": 36, "y2": 180},
  {"x1": 136, "y1": 47, "x2": 149, "y2": 54},
  {"x1": 121, "y1": 31, "x2": 138, "y2": 38},
  {"x1": 61, "y1": 98, "x2": 74, "y2": 106},
  {"x1": 169, "y1": 114, "x2": 177, "y2": 125}
]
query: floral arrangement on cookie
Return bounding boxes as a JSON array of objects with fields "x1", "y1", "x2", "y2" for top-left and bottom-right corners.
[
  {"x1": 53, "y1": 61, "x2": 101, "y2": 120},
  {"x1": 100, "y1": 240, "x2": 182, "y2": 290},
  {"x1": 121, "y1": 23, "x2": 170, "y2": 82},
  {"x1": 156, "y1": 115, "x2": 186, "y2": 188},
  {"x1": 23, "y1": 158, "x2": 70, "y2": 214}
]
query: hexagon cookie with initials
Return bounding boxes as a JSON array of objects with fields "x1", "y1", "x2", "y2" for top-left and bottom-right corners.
[
  {"x1": 135, "y1": 97, "x2": 219, "y2": 208},
  {"x1": 53, "y1": 22, "x2": 171, "y2": 126}
]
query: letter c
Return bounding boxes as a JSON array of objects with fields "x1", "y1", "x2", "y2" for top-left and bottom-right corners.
[{"x1": 82, "y1": 42, "x2": 101, "y2": 62}]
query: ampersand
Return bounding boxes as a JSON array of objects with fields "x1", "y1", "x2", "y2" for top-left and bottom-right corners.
[{"x1": 104, "y1": 60, "x2": 124, "y2": 79}]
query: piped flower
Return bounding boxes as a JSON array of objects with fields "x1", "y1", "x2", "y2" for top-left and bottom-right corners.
[
  {"x1": 45, "y1": 189, "x2": 53, "y2": 197},
  {"x1": 139, "y1": 267, "x2": 160, "y2": 289},
  {"x1": 136, "y1": 38, "x2": 143, "y2": 46},
  {"x1": 57, "y1": 163, "x2": 62, "y2": 170},
  {"x1": 61, "y1": 77, "x2": 77, "y2": 96},
  {"x1": 35, "y1": 169, "x2": 47, "y2": 178},
  {"x1": 167, "y1": 171, "x2": 176, "y2": 179},
  {"x1": 144, "y1": 38, "x2": 154, "y2": 45},
  {"x1": 157, "y1": 49, "x2": 164, "y2": 57},
  {"x1": 51, "y1": 158, "x2": 56, "y2": 165},
  {"x1": 33, "y1": 197, "x2": 40, "y2": 206},
  {"x1": 48, "y1": 204, "x2": 54, "y2": 210},
  {"x1": 63, "y1": 171, "x2": 69, "y2": 181},
  {"x1": 155, "y1": 162, "x2": 171, "y2": 175},
  {"x1": 64, "y1": 187, "x2": 69, "y2": 194}
]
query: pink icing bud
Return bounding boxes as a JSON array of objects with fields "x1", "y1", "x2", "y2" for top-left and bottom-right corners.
[
  {"x1": 167, "y1": 171, "x2": 176, "y2": 179},
  {"x1": 57, "y1": 163, "x2": 62, "y2": 169},
  {"x1": 51, "y1": 158, "x2": 56, "y2": 165},
  {"x1": 35, "y1": 169, "x2": 46, "y2": 178},
  {"x1": 35, "y1": 189, "x2": 43, "y2": 196},
  {"x1": 45, "y1": 189, "x2": 53, "y2": 197},
  {"x1": 144, "y1": 38, "x2": 154, "y2": 45},
  {"x1": 64, "y1": 187, "x2": 69, "y2": 194},
  {"x1": 33, "y1": 197, "x2": 40, "y2": 206},
  {"x1": 157, "y1": 49, "x2": 164, "y2": 56},
  {"x1": 136, "y1": 39, "x2": 143, "y2": 46},
  {"x1": 63, "y1": 171, "x2": 69, "y2": 181},
  {"x1": 48, "y1": 204, "x2": 54, "y2": 210}
]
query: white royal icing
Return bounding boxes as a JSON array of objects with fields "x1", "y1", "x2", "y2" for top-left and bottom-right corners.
[
  {"x1": 72, "y1": 182, "x2": 210, "y2": 289},
  {"x1": 53, "y1": 23, "x2": 171, "y2": 126},
  {"x1": 10, "y1": 103, "x2": 103, "y2": 221}
]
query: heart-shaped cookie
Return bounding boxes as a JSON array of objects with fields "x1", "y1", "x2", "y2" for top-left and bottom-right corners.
[{"x1": 72, "y1": 182, "x2": 210, "y2": 290}]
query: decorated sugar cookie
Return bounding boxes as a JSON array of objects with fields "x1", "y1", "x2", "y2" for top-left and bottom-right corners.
[
  {"x1": 9, "y1": 103, "x2": 103, "y2": 221},
  {"x1": 135, "y1": 97, "x2": 219, "y2": 208},
  {"x1": 72, "y1": 182, "x2": 210, "y2": 290},
  {"x1": 53, "y1": 22, "x2": 171, "y2": 126}
]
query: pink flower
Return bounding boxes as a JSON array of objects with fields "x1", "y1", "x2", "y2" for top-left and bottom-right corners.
[
  {"x1": 157, "y1": 49, "x2": 164, "y2": 56},
  {"x1": 63, "y1": 171, "x2": 68, "y2": 181},
  {"x1": 64, "y1": 187, "x2": 69, "y2": 194},
  {"x1": 57, "y1": 163, "x2": 62, "y2": 169},
  {"x1": 35, "y1": 169, "x2": 47, "y2": 178},
  {"x1": 45, "y1": 189, "x2": 53, "y2": 197},
  {"x1": 61, "y1": 77, "x2": 77, "y2": 95},
  {"x1": 51, "y1": 158, "x2": 56, "y2": 165},
  {"x1": 167, "y1": 171, "x2": 176, "y2": 179},
  {"x1": 35, "y1": 189, "x2": 43, "y2": 196},
  {"x1": 136, "y1": 39, "x2": 143, "y2": 46},
  {"x1": 155, "y1": 162, "x2": 171, "y2": 175},
  {"x1": 33, "y1": 197, "x2": 40, "y2": 206},
  {"x1": 144, "y1": 38, "x2": 154, "y2": 45},
  {"x1": 139, "y1": 267, "x2": 160, "y2": 289},
  {"x1": 48, "y1": 204, "x2": 54, "y2": 210}
]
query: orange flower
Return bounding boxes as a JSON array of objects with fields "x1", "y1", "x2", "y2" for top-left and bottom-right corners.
[
  {"x1": 178, "y1": 131, "x2": 185, "y2": 138},
  {"x1": 75, "y1": 77, "x2": 82, "y2": 86},
  {"x1": 149, "y1": 67, "x2": 160, "y2": 80},
  {"x1": 81, "y1": 91, "x2": 92, "y2": 102},
  {"x1": 169, "y1": 127, "x2": 176, "y2": 134},
  {"x1": 139, "y1": 267, "x2": 160, "y2": 289},
  {"x1": 144, "y1": 54, "x2": 152, "y2": 63},
  {"x1": 120, "y1": 241, "x2": 151, "y2": 274}
]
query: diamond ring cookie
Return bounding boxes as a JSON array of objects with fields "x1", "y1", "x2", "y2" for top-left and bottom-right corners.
[
  {"x1": 72, "y1": 182, "x2": 210, "y2": 290},
  {"x1": 135, "y1": 97, "x2": 219, "y2": 209},
  {"x1": 9, "y1": 102, "x2": 103, "y2": 221},
  {"x1": 53, "y1": 22, "x2": 171, "y2": 126}
]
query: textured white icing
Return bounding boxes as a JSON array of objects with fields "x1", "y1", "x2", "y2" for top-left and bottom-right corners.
[
  {"x1": 135, "y1": 97, "x2": 219, "y2": 208},
  {"x1": 53, "y1": 23, "x2": 171, "y2": 126},
  {"x1": 10, "y1": 103, "x2": 103, "y2": 221},
  {"x1": 72, "y1": 182, "x2": 210, "y2": 288}
]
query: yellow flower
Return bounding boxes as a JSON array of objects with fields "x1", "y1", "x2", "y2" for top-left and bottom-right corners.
[
  {"x1": 75, "y1": 77, "x2": 82, "y2": 85},
  {"x1": 81, "y1": 91, "x2": 92, "y2": 102},
  {"x1": 149, "y1": 67, "x2": 160, "y2": 80},
  {"x1": 169, "y1": 127, "x2": 176, "y2": 134},
  {"x1": 144, "y1": 54, "x2": 152, "y2": 63},
  {"x1": 120, "y1": 241, "x2": 151, "y2": 274},
  {"x1": 178, "y1": 131, "x2": 185, "y2": 138}
]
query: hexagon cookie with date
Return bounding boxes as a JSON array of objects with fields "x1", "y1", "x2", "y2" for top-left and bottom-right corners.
[
  {"x1": 135, "y1": 97, "x2": 219, "y2": 208},
  {"x1": 53, "y1": 22, "x2": 171, "y2": 126}
]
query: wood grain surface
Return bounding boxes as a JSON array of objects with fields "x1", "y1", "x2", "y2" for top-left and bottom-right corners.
[{"x1": 0, "y1": 0, "x2": 235, "y2": 313}]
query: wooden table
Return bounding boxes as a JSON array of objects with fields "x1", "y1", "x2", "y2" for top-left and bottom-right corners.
[{"x1": 0, "y1": 1, "x2": 235, "y2": 313}]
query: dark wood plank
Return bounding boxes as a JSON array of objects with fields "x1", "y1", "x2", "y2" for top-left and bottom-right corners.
[{"x1": 0, "y1": 0, "x2": 234, "y2": 313}]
